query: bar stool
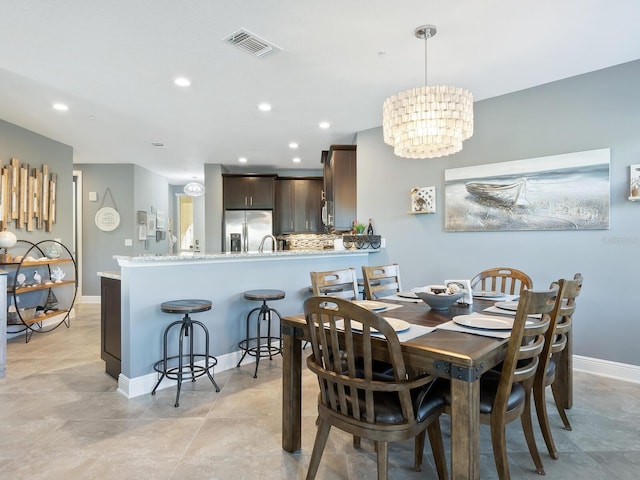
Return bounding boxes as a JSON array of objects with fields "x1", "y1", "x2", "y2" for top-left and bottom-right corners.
[
  {"x1": 151, "y1": 299, "x2": 220, "y2": 407},
  {"x1": 237, "y1": 289, "x2": 285, "y2": 378}
]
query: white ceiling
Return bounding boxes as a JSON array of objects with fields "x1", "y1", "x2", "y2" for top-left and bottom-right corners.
[{"x1": 1, "y1": 1, "x2": 639, "y2": 184}]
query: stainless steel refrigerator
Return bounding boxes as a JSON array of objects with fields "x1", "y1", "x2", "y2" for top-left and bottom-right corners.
[{"x1": 224, "y1": 210, "x2": 273, "y2": 253}]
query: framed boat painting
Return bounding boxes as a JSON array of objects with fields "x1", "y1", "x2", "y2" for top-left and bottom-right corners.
[{"x1": 444, "y1": 149, "x2": 610, "y2": 232}]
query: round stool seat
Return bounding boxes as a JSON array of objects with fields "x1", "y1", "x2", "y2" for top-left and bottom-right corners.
[
  {"x1": 161, "y1": 299, "x2": 212, "y2": 315},
  {"x1": 244, "y1": 289, "x2": 285, "y2": 302}
]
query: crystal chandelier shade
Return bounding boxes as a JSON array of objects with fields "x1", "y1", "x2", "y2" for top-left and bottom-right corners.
[{"x1": 382, "y1": 25, "x2": 473, "y2": 159}]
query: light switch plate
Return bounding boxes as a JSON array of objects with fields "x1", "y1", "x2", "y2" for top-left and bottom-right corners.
[
  {"x1": 89, "y1": 191, "x2": 98, "y2": 202},
  {"x1": 124, "y1": 239, "x2": 133, "y2": 247}
]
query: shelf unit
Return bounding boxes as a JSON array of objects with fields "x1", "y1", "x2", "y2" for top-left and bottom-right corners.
[{"x1": 3, "y1": 240, "x2": 77, "y2": 342}]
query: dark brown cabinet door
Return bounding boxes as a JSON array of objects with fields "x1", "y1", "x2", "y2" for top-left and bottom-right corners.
[
  {"x1": 101, "y1": 276, "x2": 121, "y2": 379},
  {"x1": 303, "y1": 179, "x2": 323, "y2": 232},
  {"x1": 223, "y1": 176, "x2": 275, "y2": 209},
  {"x1": 275, "y1": 178, "x2": 323, "y2": 234},
  {"x1": 275, "y1": 179, "x2": 295, "y2": 233},
  {"x1": 324, "y1": 145, "x2": 356, "y2": 231}
]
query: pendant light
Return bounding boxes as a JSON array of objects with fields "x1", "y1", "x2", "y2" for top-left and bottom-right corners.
[
  {"x1": 382, "y1": 25, "x2": 473, "y2": 159},
  {"x1": 184, "y1": 182, "x2": 205, "y2": 197}
]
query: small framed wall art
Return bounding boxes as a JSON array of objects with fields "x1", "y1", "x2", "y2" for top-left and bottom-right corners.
[{"x1": 409, "y1": 186, "x2": 436, "y2": 214}]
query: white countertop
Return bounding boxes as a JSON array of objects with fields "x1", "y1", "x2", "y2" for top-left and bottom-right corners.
[
  {"x1": 115, "y1": 248, "x2": 380, "y2": 267},
  {"x1": 97, "y1": 270, "x2": 121, "y2": 280}
]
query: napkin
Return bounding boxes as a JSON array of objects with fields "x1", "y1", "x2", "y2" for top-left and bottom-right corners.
[
  {"x1": 436, "y1": 320, "x2": 512, "y2": 339},
  {"x1": 483, "y1": 305, "x2": 542, "y2": 319},
  {"x1": 333, "y1": 320, "x2": 435, "y2": 342},
  {"x1": 380, "y1": 294, "x2": 421, "y2": 303}
]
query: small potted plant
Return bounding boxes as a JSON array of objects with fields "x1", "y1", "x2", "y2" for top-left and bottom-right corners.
[{"x1": 354, "y1": 223, "x2": 366, "y2": 234}]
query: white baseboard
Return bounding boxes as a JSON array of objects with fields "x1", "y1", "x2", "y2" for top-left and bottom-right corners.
[
  {"x1": 117, "y1": 351, "x2": 640, "y2": 398},
  {"x1": 78, "y1": 295, "x2": 100, "y2": 304},
  {"x1": 118, "y1": 349, "x2": 253, "y2": 398},
  {"x1": 573, "y1": 355, "x2": 640, "y2": 384}
]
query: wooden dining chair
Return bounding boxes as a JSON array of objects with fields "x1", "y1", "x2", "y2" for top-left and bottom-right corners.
[
  {"x1": 471, "y1": 267, "x2": 533, "y2": 295},
  {"x1": 303, "y1": 296, "x2": 448, "y2": 480},
  {"x1": 361, "y1": 264, "x2": 402, "y2": 300},
  {"x1": 534, "y1": 273, "x2": 583, "y2": 459},
  {"x1": 310, "y1": 267, "x2": 359, "y2": 300},
  {"x1": 418, "y1": 286, "x2": 557, "y2": 479}
]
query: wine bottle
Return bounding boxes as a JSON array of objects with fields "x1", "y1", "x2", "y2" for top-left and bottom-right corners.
[{"x1": 367, "y1": 218, "x2": 374, "y2": 235}]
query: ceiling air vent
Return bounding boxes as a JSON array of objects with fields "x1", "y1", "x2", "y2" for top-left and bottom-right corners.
[{"x1": 223, "y1": 28, "x2": 282, "y2": 59}]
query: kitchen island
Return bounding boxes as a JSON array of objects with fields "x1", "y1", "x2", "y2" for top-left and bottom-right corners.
[{"x1": 113, "y1": 249, "x2": 380, "y2": 398}]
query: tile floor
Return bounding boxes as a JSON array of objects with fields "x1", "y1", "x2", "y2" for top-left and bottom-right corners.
[{"x1": 1, "y1": 303, "x2": 639, "y2": 479}]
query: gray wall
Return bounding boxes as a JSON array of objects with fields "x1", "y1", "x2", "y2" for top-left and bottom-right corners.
[
  {"x1": 356, "y1": 59, "x2": 640, "y2": 366},
  {"x1": 0, "y1": 118, "x2": 73, "y2": 247},
  {"x1": 76, "y1": 163, "x2": 169, "y2": 295}
]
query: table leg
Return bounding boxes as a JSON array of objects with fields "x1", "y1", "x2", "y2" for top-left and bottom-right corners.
[
  {"x1": 450, "y1": 377, "x2": 480, "y2": 480},
  {"x1": 282, "y1": 327, "x2": 302, "y2": 452}
]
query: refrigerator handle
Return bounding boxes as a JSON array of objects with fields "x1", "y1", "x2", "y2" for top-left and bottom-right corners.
[{"x1": 242, "y1": 222, "x2": 248, "y2": 252}]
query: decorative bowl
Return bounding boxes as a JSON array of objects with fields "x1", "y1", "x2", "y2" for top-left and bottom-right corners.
[{"x1": 412, "y1": 288, "x2": 465, "y2": 311}]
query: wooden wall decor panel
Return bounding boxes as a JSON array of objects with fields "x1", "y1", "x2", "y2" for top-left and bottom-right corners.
[{"x1": 0, "y1": 160, "x2": 57, "y2": 232}]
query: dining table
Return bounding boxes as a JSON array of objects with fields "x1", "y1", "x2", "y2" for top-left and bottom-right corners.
[{"x1": 280, "y1": 294, "x2": 571, "y2": 480}]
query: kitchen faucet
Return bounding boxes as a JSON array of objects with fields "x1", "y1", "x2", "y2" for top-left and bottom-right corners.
[{"x1": 258, "y1": 234, "x2": 277, "y2": 253}]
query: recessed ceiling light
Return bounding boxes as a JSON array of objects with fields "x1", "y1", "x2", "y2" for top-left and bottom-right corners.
[
  {"x1": 289, "y1": 142, "x2": 299, "y2": 149},
  {"x1": 238, "y1": 157, "x2": 248, "y2": 163},
  {"x1": 174, "y1": 77, "x2": 191, "y2": 87},
  {"x1": 258, "y1": 103, "x2": 272, "y2": 111},
  {"x1": 292, "y1": 157, "x2": 301, "y2": 163},
  {"x1": 53, "y1": 103, "x2": 69, "y2": 111},
  {"x1": 319, "y1": 121, "x2": 330, "y2": 129}
]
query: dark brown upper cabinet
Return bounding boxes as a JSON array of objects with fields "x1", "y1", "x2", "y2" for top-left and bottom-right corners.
[
  {"x1": 223, "y1": 175, "x2": 275, "y2": 209},
  {"x1": 275, "y1": 178, "x2": 323, "y2": 233},
  {"x1": 322, "y1": 145, "x2": 356, "y2": 231}
]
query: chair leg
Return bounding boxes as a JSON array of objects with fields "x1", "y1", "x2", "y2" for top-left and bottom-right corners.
[
  {"x1": 490, "y1": 418, "x2": 511, "y2": 480},
  {"x1": 414, "y1": 431, "x2": 425, "y2": 472},
  {"x1": 551, "y1": 381, "x2": 572, "y2": 431},
  {"x1": 375, "y1": 441, "x2": 389, "y2": 480},
  {"x1": 534, "y1": 383, "x2": 559, "y2": 459},
  {"x1": 427, "y1": 421, "x2": 449, "y2": 480},
  {"x1": 521, "y1": 391, "x2": 545, "y2": 475},
  {"x1": 306, "y1": 419, "x2": 331, "y2": 480}
]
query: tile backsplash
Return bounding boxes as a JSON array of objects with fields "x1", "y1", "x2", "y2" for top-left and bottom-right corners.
[{"x1": 280, "y1": 233, "x2": 340, "y2": 250}]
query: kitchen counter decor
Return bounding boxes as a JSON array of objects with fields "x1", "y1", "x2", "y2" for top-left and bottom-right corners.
[{"x1": 342, "y1": 234, "x2": 381, "y2": 249}]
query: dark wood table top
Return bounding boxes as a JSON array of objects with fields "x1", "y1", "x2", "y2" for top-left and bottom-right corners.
[{"x1": 281, "y1": 298, "x2": 508, "y2": 374}]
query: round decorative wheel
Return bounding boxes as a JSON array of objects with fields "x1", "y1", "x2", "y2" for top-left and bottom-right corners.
[{"x1": 355, "y1": 236, "x2": 369, "y2": 249}]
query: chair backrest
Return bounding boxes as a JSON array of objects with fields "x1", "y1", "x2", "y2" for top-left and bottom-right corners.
[
  {"x1": 536, "y1": 274, "x2": 583, "y2": 382},
  {"x1": 303, "y1": 295, "x2": 416, "y2": 427},
  {"x1": 495, "y1": 287, "x2": 557, "y2": 414},
  {"x1": 361, "y1": 264, "x2": 402, "y2": 300},
  {"x1": 471, "y1": 267, "x2": 533, "y2": 295},
  {"x1": 310, "y1": 267, "x2": 359, "y2": 300}
]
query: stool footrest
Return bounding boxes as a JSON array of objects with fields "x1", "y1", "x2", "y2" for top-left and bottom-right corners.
[
  {"x1": 153, "y1": 354, "x2": 218, "y2": 381},
  {"x1": 238, "y1": 337, "x2": 282, "y2": 358}
]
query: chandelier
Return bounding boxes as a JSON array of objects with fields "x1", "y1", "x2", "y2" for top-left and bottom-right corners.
[
  {"x1": 382, "y1": 25, "x2": 473, "y2": 159},
  {"x1": 184, "y1": 182, "x2": 205, "y2": 197}
]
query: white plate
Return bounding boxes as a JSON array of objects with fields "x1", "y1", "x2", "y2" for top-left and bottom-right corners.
[
  {"x1": 494, "y1": 301, "x2": 519, "y2": 311},
  {"x1": 350, "y1": 317, "x2": 410, "y2": 333},
  {"x1": 397, "y1": 291, "x2": 419, "y2": 299},
  {"x1": 453, "y1": 314, "x2": 515, "y2": 330},
  {"x1": 353, "y1": 300, "x2": 388, "y2": 312},
  {"x1": 472, "y1": 290, "x2": 505, "y2": 298}
]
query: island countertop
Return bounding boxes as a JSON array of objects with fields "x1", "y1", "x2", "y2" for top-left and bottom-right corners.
[{"x1": 115, "y1": 248, "x2": 378, "y2": 267}]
